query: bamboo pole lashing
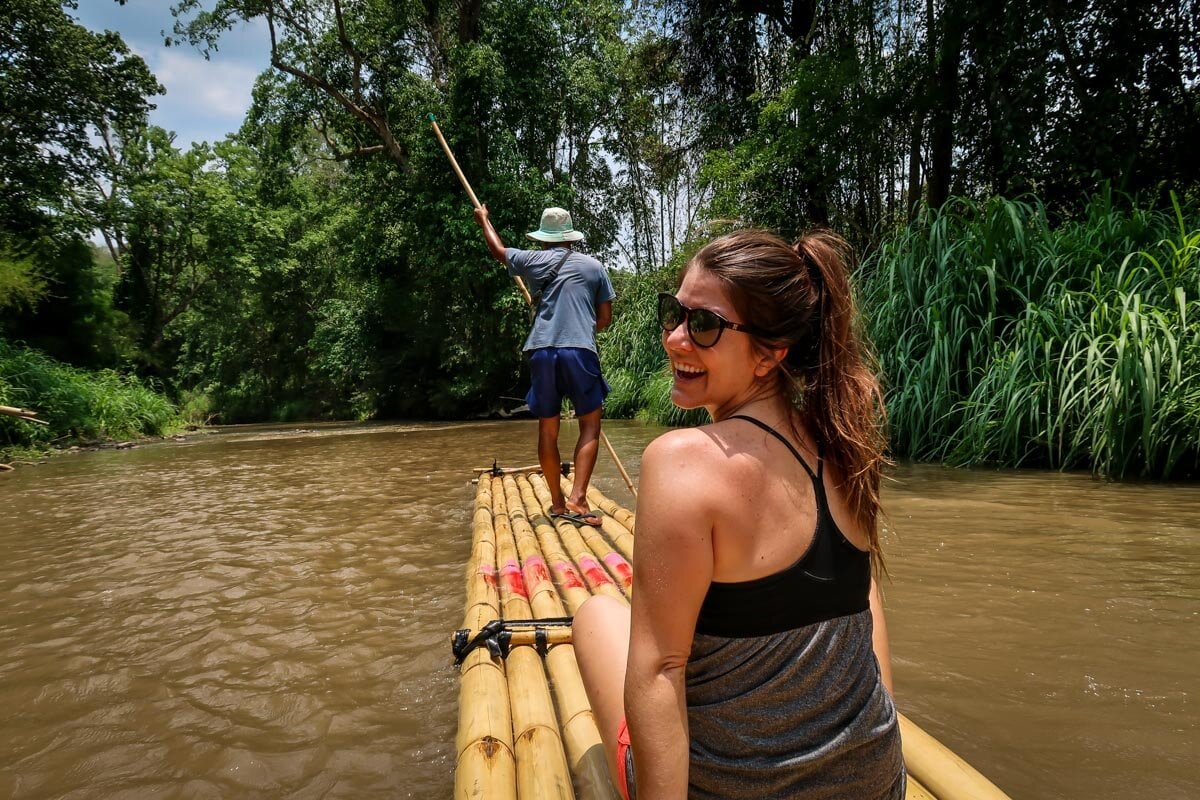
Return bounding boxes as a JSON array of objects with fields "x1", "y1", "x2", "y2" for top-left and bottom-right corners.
[
  {"x1": 491, "y1": 478, "x2": 578, "y2": 800},
  {"x1": 455, "y1": 480, "x2": 516, "y2": 800}
]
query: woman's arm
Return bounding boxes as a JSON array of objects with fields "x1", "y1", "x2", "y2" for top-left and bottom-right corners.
[
  {"x1": 868, "y1": 577, "x2": 895, "y2": 696},
  {"x1": 625, "y1": 432, "x2": 716, "y2": 799}
]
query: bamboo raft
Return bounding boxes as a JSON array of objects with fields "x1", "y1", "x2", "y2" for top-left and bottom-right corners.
[{"x1": 454, "y1": 467, "x2": 1010, "y2": 800}]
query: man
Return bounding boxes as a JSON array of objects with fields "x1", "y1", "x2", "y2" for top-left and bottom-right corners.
[{"x1": 475, "y1": 205, "x2": 614, "y2": 527}]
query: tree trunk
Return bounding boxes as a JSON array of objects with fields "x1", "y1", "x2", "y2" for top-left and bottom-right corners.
[{"x1": 928, "y1": 0, "x2": 966, "y2": 210}]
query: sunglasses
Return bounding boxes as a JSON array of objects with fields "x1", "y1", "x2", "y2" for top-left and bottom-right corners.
[{"x1": 656, "y1": 292, "x2": 765, "y2": 348}]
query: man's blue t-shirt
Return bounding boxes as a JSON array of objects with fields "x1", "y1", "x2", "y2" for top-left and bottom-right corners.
[{"x1": 506, "y1": 246, "x2": 616, "y2": 353}]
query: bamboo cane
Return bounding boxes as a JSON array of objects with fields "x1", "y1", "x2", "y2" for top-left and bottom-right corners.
[
  {"x1": 530, "y1": 474, "x2": 628, "y2": 603},
  {"x1": 553, "y1": 476, "x2": 632, "y2": 595},
  {"x1": 583, "y1": 483, "x2": 636, "y2": 531},
  {"x1": 899, "y1": 713, "x2": 1010, "y2": 800},
  {"x1": 561, "y1": 475, "x2": 635, "y2": 560},
  {"x1": 491, "y1": 477, "x2": 576, "y2": 800},
  {"x1": 474, "y1": 462, "x2": 571, "y2": 476},
  {"x1": 515, "y1": 475, "x2": 596, "y2": 614},
  {"x1": 455, "y1": 479, "x2": 517, "y2": 800},
  {"x1": 0, "y1": 405, "x2": 49, "y2": 425},
  {"x1": 600, "y1": 433, "x2": 637, "y2": 499},
  {"x1": 905, "y1": 776, "x2": 938, "y2": 800},
  {"x1": 502, "y1": 475, "x2": 622, "y2": 800},
  {"x1": 429, "y1": 114, "x2": 532, "y2": 305}
]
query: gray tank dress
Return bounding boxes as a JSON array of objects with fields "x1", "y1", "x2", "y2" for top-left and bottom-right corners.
[{"x1": 623, "y1": 416, "x2": 904, "y2": 799}]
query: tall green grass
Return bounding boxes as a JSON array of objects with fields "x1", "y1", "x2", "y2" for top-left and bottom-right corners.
[
  {"x1": 861, "y1": 190, "x2": 1200, "y2": 479},
  {"x1": 0, "y1": 339, "x2": 180, "y2": 458}
]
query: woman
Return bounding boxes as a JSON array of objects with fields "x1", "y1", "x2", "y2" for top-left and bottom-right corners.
[{"x1": 574, "y1": 228, "x2": 904, "y2": 799}]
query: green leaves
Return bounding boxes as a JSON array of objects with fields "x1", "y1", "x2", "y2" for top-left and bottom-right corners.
[{"x1": 862, "y1": 190, "x2": 1200, "y2": 479}]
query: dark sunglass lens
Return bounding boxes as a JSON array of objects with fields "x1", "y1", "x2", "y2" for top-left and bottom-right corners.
[
  {"x1": 657, "y1": 294, "x2": 684, "y2": 331},
  {"x1": 688, "y1": 309, "x2": 723, "y2": 347}
]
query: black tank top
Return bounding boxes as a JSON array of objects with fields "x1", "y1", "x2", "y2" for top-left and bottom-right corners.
[{"x1": 693, "y1": 415, "x2": 872, "y2": 638}]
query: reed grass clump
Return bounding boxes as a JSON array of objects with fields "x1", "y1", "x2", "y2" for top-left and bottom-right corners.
[
  {"x1": 0, "y1": 339, "x2": 180, "y2": 458},
  {"x1": 861, "y1": 190, "x2": 1200, "y2": 479}
]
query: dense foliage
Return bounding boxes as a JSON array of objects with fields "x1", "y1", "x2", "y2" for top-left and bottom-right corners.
[
  {"x1": 861, "y1": 191, "x2": 1200, "y2": 478},
  {"x1": 2, "y1": 0, "x2": 1198, "y2": 476},
  {"x1": 0, "y1": 339, "x2": 179, "y2": 457}
]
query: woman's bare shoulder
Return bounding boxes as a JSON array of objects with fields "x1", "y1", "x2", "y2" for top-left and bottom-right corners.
[{"x1": 642, "y1": 425, "x2": 728, "y2": 469}]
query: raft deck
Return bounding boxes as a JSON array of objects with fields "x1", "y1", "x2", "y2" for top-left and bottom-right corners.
[{"x1": 454, "y1": 468, "x2": 1009, "y2": 800}]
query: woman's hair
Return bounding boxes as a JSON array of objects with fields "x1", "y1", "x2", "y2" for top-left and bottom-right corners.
[{"x1": 686, "y1": 228, "x2": 889, "y2": 560}]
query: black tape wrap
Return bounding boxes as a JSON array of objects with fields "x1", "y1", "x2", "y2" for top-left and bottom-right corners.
[{"x1": 451, "y1": 617, "x2": 574, "y2": 666}]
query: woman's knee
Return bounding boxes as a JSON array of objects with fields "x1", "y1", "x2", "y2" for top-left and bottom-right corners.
[{"x1": 573, "y1": 596, "x2": 628, "y2": 664}]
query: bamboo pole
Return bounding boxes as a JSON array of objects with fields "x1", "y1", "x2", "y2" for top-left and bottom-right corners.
[
  {"x1": 474, "y1": 462, "x2": 571, "y2": 476},
  {"x1": 0, "y1": 405, "x2": 49, "y2": 425},
  {"x1": 429, "y1": 114, "x2": 532, "y2": 306},
  {"x1": 899, "y1": 713, "x2": 1010, "y2": 800},
  {"x1": 600, "y1": 433, "x2": 637, "y2": 499},
  {"x1": 553, "y1": 477, "x2": 632, "y2": 596},
  {"x1": 502, "y1": 476, "x2": 621, "y2": 800},
  {"x1": 492, "y1": 478, "x2": 576, "y2": 800},
  {"x1": 561, "y1": 475, "x2": 635, "y2": 560},
  {"x1": 514, "y1": 475, "x2": 597, "y2": 615},
  {"x1": 583, "y1": 483, "x2": 636, "y2": 531},
  {"x1": 530, "y1": 474, "x2": 628, "y2": 603},
  {"x1": 455, "y1": 479, "x2": 517, "y2": 800},
  {"x1": 905, "y1": 775, "x2": 938, "y2": 800}
]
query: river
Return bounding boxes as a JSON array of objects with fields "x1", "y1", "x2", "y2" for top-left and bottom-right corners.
[{"x1": 0, "y1": 420, "x2": 1196, "y2": 799}]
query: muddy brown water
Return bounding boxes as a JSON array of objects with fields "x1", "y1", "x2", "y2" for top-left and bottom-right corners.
[{"x1": 0, "y1": 421, "x2": 1195, "y2": 799}]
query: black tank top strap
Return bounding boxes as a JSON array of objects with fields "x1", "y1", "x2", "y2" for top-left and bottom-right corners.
[{"x1": 727, "y1": 415, "x2": 820, "y2": 485}]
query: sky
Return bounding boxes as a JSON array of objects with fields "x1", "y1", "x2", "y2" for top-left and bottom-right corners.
[{"x1": 71, "y1": 0, "x2": 269, "y2": 149}]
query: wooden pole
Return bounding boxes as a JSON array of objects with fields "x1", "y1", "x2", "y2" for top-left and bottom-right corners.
[
  {"x1": 455, "y1": 478, "x2": 517, "y2": 800},
  {"x1": 491, "y1": 478, "x2": 576, "y2": 800},
  {"x1": 899, "y1": 713, "x2": 1011, "y2": 799},
  {"x1": 600, "y1": 433, "x2": 637, "y2": 499},
  {"x1": 430, "y1": 115, "x2": 637, "y2": 500},
  {"x1": 429, "y1": 114, "x2": 532, "y2": 306},
  {"x1": 0, "y1": 405, "x2": 48, "y2": 425}
]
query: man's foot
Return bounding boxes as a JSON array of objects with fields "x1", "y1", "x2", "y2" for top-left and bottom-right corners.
[{"x1": 550, "y1": 507, "x2": 603, "y2": 527}]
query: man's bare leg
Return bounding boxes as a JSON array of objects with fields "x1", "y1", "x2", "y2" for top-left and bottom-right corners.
[
  {"x1": 565, "y1": 406, "x2": 602, "y2": 518},
  {"x1": 538, "y1": 415, "x2": 567, "y2": 513}
]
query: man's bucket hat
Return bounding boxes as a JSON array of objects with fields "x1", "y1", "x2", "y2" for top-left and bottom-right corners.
[{"x1": 527, "y1": 207, "x2": 585, "y2": 243}]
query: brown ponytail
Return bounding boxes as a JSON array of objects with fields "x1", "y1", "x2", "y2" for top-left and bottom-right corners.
[{"x1": 687, "y1": 229, "x2": 889, "y2": 569}]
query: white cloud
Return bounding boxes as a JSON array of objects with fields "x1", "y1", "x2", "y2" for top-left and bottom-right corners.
[{"x1": 152, "y1": 48, "x2": 261, "y2": 119}]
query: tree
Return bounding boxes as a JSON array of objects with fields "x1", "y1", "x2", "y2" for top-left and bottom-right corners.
[{"x1": 0, "y1": 0, "x2": 160, "y2": 232}]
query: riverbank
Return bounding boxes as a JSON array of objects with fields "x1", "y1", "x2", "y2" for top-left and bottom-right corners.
[{"x1": 0, "y1": 339, "x2": 185, "y2": 467}]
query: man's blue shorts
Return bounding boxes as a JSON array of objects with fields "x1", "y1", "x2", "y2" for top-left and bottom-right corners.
[{"x1": 526, "y1": 347, "x2": 610, "y2": 419}]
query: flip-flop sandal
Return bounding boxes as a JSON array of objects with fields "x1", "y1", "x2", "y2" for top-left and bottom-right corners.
[{"x1": 551, "y1": 509, "x2": 603, "y2": 528}]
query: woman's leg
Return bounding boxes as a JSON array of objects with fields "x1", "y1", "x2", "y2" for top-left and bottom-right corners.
[{"x1": 573, "y1": 594, "x2": 632, "y2": 786}]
